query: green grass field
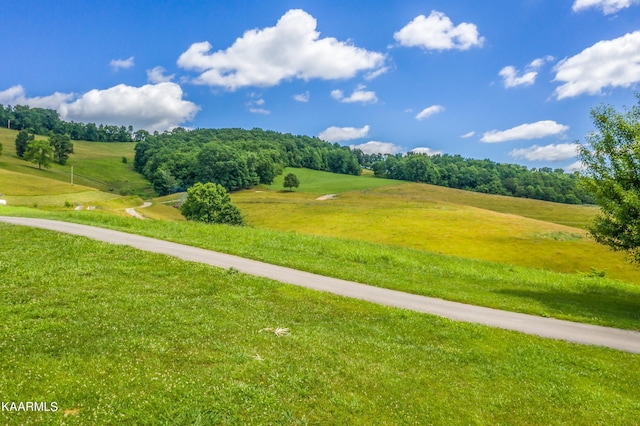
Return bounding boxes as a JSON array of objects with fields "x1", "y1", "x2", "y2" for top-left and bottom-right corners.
[
  {"x1": 234, "y1": 168, "x2": 638, "y2": 283},
  {"x1": 3, "y1": 207, "x2": 640, "y2": 331},
  {"x1": 0, "y1": 128, "x2": 154, "y2": 199},
  {"x1": 1, "y1": 223, "x2": 639, "y2": 424}
]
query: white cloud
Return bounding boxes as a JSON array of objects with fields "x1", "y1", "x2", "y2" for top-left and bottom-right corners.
[
  {"x1": 177, "y1": 9, "x2": 386, "y2": 90},
  {"x1": 509, "y1": 143, "x2": 578, "y2": 161},
  {"x1": 461, "y1": 131, "x2": 475, "y2": 138},
  {"x1": 249, "y1": 108, "x2": 270, "y2": 115},
  {"x1": 572, "y1": 0, "x2": 639, "y2": 14},
  {"x1": 0, "y1": 85, "x2": 74, "y2": 109},
  {"x1": 60, "y1": 83, "x2": 200, "y2": 131},
  {"x1": 331, "y1": 85, "x2": 378, "y2": 104},
  {"x1": 565, "y1": 160, "x2": 586, "y2": 172},
  {"x1": 394, "y1": 10, "x2": 484, "y2": 51},
  {"x1": 481, "y1": 120, "x2": 569, "y2": 143},
  {"x1": 350, "y1": 141, "x2": 403, "y2": 154},
  {"x1": 364, "y1": 66, "x2": 390, "y2": 81},
  {"x1": 411, "y1": 147, "x2": 443, "y2": 156},
  {"x1": 247, "y1": 97, "x2": 270, "y2": 114},
  {"x1": 318, "y1": 124, "x2": 370, "y2": 142},
  {"x1": 499, "y1": 66, "x2": 537, "y2": 88},
  {"x1": 499, "y1": 56, "x2": 554, "y2": 88},
  {"x1": 553, "y1": 31, "x2": 640, "y2": 99},
  {"x1": 293, "y1": 91, "x2": 310, "y2": 102},
  {"x1": 415, "y1": 105, "x2": 444, "y2": 120},
  {"x1": 0, "y1": 83, "x2": 200, "y2": 132},
  {"x1": 147, "y1": 66, "x2": 175, "y2": 83},
  {"x1": 110, "y1": 56, "x2": 135, "y2": 71}
]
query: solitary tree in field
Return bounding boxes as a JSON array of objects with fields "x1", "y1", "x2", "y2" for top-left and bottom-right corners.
[
  {"x1": 577, "y1": 94, "x2": 640, "y2": 263},
  {"x1": 23, "y1": 139, "x2": 54, "y2": 170},
  {"x1": 283, "y1": 173, "x2": 300, "y2": 191},
  {"x1": 181, "y1": 182, "x2": 244, "y2": 225}
]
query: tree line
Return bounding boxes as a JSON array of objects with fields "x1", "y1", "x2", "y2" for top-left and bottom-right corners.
[
  {"x1": 2, "y1": 103, "x2": 591, "y2": 205},
  {"x1": 0, "y1": 104, "x2": 145, "y2": 142},
  {"x1": 134, "y1": 127, "x2": 361, "y2": 195},
  {"x1": 355, "y1": 151, "x2": 593, "y2": 205}
]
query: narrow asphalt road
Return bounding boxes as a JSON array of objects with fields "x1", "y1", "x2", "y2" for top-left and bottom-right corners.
[{"x1": 2, "y1": 216, "x2": 640, "y2": 354}]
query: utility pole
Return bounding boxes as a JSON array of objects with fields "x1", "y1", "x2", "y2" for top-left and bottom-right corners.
[{"x1": 7, "y1": 119, "x2": 10, "y2": 129}]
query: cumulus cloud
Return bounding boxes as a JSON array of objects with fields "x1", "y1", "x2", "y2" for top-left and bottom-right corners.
[
  {"x1": 411, "y1": 147, "x2": 443, "y2": 156},
  {"x1": 572, "y1": 0, "x2": 639, "y2": 14},
  {"x1": 0, "y1": 85, "x2": 74, "y2": 109},
  {"x1": 394, "y1": 10, "x2": 484, "y2": 51},
  {"x1": 553, "y1": 31, "x2": 640, "y2": 99},
  {"x1": 293, "y1": 91, "x2": 310, "y2": 102},
  {"x1": 481, "y1": 120, "x2": 569, "y2": 143},
  {"x1": 331, "y1": 85, "x2": 378, "y2": 104},
  {"x1": 461, "y1": 131, "x2": 475, "y2": 138},
  {"x1": 1, "y1": 83, "x2": 199, "y2": 132},
  {"x1": 499, "y1": 56, "x2": 554, "y2": 88},
  {"x1": 415, "y1": 105, "x2": 444, "y2": 120},
  {"x1": 509, "y1": 143, "x2": 578, "y2": 161},
  {"x1": 110, "y1": 56, "x2": 135, "y2": 71},
  {"x1": 177, "y1": 9, "x2": 386, "y2": 90},
  {"x1": 350, "y1": 141, "x2": 403, "y2": 154},
  {"x1": 147, "y1": 66, "x2": 175, "y2": 83},
  {"x1": 318, "y1": 125, "x2": 370, "y2": 142}
]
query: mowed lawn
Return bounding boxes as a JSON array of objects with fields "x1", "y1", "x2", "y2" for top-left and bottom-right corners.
[
  {"x1": 234, "y1": 169, "x2": 640, "y2": 284},
  {"x1": 3, "y1": 208, "x2": 640, "y2": 331},
  {"x1": 1, "y1": 223, "x2": 639, "y2": 424}
]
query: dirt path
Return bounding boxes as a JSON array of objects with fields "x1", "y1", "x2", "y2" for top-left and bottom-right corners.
[
  {"x1": 125, "y1": 202, "x2": 152, "y2": 219},
  {"x1": 2, "y1": 216, "x2": 640, "y2": 354}
]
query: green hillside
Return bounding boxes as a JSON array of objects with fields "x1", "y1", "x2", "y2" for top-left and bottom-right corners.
[{"x1": 0, "y1": 127, "x2": 154, "y2": 202}]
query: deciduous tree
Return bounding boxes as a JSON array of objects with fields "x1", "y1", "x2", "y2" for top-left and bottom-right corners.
[
  {"x1": 15, "y1": 130, "x2": 33, "y2": 158},
  {"x1": 577, "y1": 94, "x2": 640, "y2": 262},
  {"x1": 181, "y1": 182, "x2": 244, "y2": 225},
  {"x1": 49, "y1": 133, "x2": 74, "y2": 165},
  {"x1": 23, "y1": 139, "x2": 54, "y2": 170},
  {"x1": 283, "y1": 173, "x2": 300, "y2": 191}
]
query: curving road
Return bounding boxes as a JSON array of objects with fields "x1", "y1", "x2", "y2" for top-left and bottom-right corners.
[{"x1": 2, "y1": 216, "x2": 640, "y2": 354}]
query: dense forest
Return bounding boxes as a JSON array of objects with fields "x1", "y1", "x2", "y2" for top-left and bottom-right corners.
[
  {"x1": 134, "y1": 127, "x2": 361, "y2": 194},
  {"x1": 0, "y1": 104, "x2": 144, "y2": 142},
  {"x1": 355, "y1": 151, "x2": 593, "y2": 204},
  {"x1": 1, "y1": 103, "x2": 591, "y2": 204}
]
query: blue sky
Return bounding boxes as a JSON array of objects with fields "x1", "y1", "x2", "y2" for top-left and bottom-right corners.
[{"x1": 1, "y1": 0, "x2": 640, "y2": 170}]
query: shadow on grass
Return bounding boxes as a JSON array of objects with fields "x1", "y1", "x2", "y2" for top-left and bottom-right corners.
[{"x1": 495, "y1": 283, "x2": 640, "y2": 330}]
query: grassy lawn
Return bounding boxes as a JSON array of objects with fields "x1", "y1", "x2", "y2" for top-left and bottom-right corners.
[
  {"x1": 3, "y1": 207, "x2": 640, "y2": 331},
  {"x1": 1, "y1": 223, "x2": 639, "y2": 424}
]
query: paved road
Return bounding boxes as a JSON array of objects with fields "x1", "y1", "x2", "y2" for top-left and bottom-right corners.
[{"x1": 2, "y1": 216, "x2": 640, "y2": 354}]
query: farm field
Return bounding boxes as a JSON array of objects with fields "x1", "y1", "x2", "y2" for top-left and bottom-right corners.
[
  {"x1": 234, "y1": 168, "x2": 639, "y2": 284},
  {"x1": 1, "y1": 222, "x2": 639, "y2": 424}
]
